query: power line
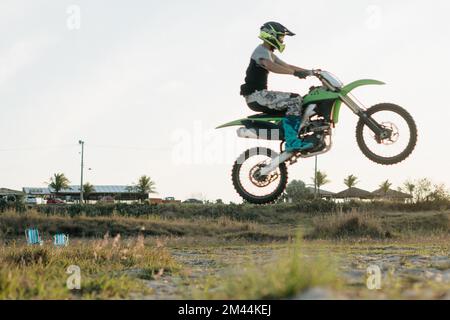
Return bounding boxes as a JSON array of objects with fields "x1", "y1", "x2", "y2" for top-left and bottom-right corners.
[
  {"x1": 89, "y1": 144, "x2": 168, "y2": 150},
  {"x1": 0, "y1": 144, "x2": 168, "y2": 152},
  {"x1": 0, "y1": 144, "x2": 78, "y2": 152}
]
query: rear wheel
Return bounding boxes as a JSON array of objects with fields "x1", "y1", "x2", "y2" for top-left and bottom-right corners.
[
  {"x1": 231, "y1": 147, "x2": 288, "y2": 204},
  {"x1": 356, "y1": 103, "x2": 417, "y2": 165}
]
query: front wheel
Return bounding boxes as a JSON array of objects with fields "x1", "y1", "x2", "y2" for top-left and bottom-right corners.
[
  {"x1": 356, "y1": 103, "x2": 417, "y2": 165},
  {"x1": 232, "y1": 147, "x2": 288, "y2": 204}
]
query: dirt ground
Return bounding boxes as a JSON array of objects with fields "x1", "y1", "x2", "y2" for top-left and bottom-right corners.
[{"x1": 139, "y1": 238, "x2": 450, "y2": 300}]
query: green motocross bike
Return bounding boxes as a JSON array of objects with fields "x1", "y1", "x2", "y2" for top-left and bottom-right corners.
[{"x1": 217, "y1": 71, "x2": 417, "y2": 204}]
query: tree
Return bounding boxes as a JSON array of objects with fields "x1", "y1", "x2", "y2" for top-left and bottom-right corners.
[
  {"x1": 379, "y1": 179, "x2": 392, "y2": 196},
  {"x1": 125, "y1": 185, "x2": 137, "y2": 201},
  {"x1": 132, "y1": 175, "x2": 157, "y2": 202},
  {"x1": 403, "y1": 180, "x2": 415, "y2": 197},
  {"x1": 427, "y1": 183, "x2": 450, "y2": 202},
  {"x1": 311, "y1": 171, "x2": 331, "y2": 197},
  {"x1": 48, "y1": 173, "x2": 70, "y2": 197},
  {"x1": 400, "y1": 178, "x2": 448, "y2": 203},
  {"x1": 402, "y1": 180, "x2": 415, "y2": 203},
  {"x1": 215, "y1": 199, "x2": 224, "y2": 204},
  {"x1": 285, "y1": 180, "x2": 312, "y2": 202},
  {"x1": 344, "y1": 174, "x2": 359, "y2": 189},
  {"x1": 414, "y1": 178, "x2": 432, "y2": 202},
  {"x1": 83, "y1": 183, "x2": 95, "y2": 203}
]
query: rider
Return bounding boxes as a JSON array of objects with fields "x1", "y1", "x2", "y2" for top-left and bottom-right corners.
[{"x1": 240, "y1": 21, "x2": 316, "y2": 152}]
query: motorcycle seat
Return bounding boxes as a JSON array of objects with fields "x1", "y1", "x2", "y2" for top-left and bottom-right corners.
[
  {"x1": 248, "y1": 112, "x2": 285, "y2": 119},
  {"x1": 247, "y1": 101, "x2": 286, "y2": 117}
]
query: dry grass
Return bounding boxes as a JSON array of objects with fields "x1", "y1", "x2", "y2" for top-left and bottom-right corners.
[
  {"x1": 305, "y1": 210, "x2": 450, "y2": 240},
  {"x1": 306, "y1": 212, "x2": 391, "y2": 240},
  {"x1": 191, "y1": 236, "x2": 338, "y2": 299},
  {"x1": 0, "y1": 210, "x2": 286, "y2": 241},
  {"x1": 0, "y1": 234, "x2": 179, "y2": 299},
  {"x1": 381, "y1": 211, "x2": 450, "y2": 236}
]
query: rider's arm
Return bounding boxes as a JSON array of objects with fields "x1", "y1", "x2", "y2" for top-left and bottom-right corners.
[
  {"x1": 274, "y1": 56, "x2": 311, "y2": 73},
  {"x1": 259, "y1": 58, "x2": 295, "y2": 75}
]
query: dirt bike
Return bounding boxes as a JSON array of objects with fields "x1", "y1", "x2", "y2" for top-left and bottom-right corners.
[{"x1": 216, "y1": 70, "x2": 417, "y2": 204}]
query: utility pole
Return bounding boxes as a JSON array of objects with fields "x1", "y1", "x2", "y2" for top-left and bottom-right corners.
[
  {"x1": 314, "y1": 155, "x2": 318, "y2": 198},
  {"x1": 79, "y1": 140, "x2": 84, "y2": 203}
]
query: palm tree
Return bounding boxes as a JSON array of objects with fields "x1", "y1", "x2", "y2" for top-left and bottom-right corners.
[
  {"x1": 82, "y1": 183, "x2": 95, "y2": 203},
  {"x1": 403, "y1": 180, "x2": 415, "y2": 203},
  {"x1": 133, "y1": 175, "x2": 156, "y2": 202},
  {"x1": 402, "y1": 180, "x2": 416, "y2": 202},
  {"x1": 379, "y1": 179, "x2": 392, "y2": 197},
  {"x1": 311, "y1": 171, "x2": 331, "y2": 197},
  {"x1": 48, "y1": 173, "x2": 70, "y2": 198},
  {"x1": 344, "y1": 174, "x2": 359, "y2": 189}
]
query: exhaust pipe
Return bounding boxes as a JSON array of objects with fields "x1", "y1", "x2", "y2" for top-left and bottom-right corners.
[
  {"x1": 236, "y1": 127, "x2": 282, "y2": 140},
  {"x1": 236, "y1": 127, "x2": 259, "y2": 139}
]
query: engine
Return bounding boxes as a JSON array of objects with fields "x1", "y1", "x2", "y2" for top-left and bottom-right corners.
[{"x1": 299, "y1": 119, "x2": 331, "y2": 153}]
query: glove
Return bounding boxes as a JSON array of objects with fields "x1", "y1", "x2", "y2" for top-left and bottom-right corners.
[{"x1": 293, "y1": 70, "x2": 313, "y2": 79}]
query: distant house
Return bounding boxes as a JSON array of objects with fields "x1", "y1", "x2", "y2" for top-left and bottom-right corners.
[
  {"x1": 334, "y1": 187, "x2": 373, "y2": 201},
  {"x1": 0, "y1": 188, "x2": 24, "y2": 201},
  {"x1": 371, "y1": 188, "x2": 412, "y2": 202},
  {"x1": 305, "y1": 187, "x2": 335, "y2": 199},
  {"x1": 284, "y1": 187, "x2": 335, "y2": 203},
  {"x1": 23, "y1": 185, "x2": 147, "y2": 202}
]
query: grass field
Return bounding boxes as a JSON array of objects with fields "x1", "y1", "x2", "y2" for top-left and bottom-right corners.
[{"x1": 0, "y1": 207, "x2": 449, "y2": 299}]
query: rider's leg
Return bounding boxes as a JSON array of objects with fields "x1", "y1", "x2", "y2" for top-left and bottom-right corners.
[
  {"x1": 246, "y1": 90, "x2": 313, "y2": 152},
  {"x1": 282, "y1": 116, "x2": 313, "y2": 152}
]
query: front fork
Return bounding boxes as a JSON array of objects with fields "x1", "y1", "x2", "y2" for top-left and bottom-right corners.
[{"x1": 340, "y1": 95, "x2": 391, "y2": 141}]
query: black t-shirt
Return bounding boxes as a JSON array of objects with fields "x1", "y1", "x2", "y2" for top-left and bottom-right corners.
[{"x1": 240, "y1": 44, "x2": 278, "y2": 96}]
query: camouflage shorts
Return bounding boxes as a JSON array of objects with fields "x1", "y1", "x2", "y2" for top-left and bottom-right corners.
[{"x1": 245, "y1": 90, "x2": 303, "y2": 116}]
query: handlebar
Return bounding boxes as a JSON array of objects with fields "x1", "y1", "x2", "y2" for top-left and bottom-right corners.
[{"x1": 312, "y1": 69, "x2": 323, "y2": 77}]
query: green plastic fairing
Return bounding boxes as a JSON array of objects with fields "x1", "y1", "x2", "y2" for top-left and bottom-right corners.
[
  {"x1": 332, "y1": 79, "x2": 385, "y2": 123},
  {"x1": 216, "y1": 79, "x2": 385, "y2": 128},
  {"x1": 340, "y1": 79, "x2": 385, "y2": 95},
  {"x1": 302, "y1": 87, "x2": 340, "y2": 105}
]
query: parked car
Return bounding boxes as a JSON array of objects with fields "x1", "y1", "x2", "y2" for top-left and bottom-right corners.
[
  {"x1": 99, "y1": 196, "x2": 115, "y2": 203},
  {"x1": 46, "y1": 198, "x2": 65, "y2": 204},
  {"x1": 24, "y1": 196, "x2": 38, "y2": 205}
]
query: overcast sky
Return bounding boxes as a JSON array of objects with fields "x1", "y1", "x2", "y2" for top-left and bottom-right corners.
[{"x1": 1, "y1": 0, "x2": 449, "y2": 202}]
